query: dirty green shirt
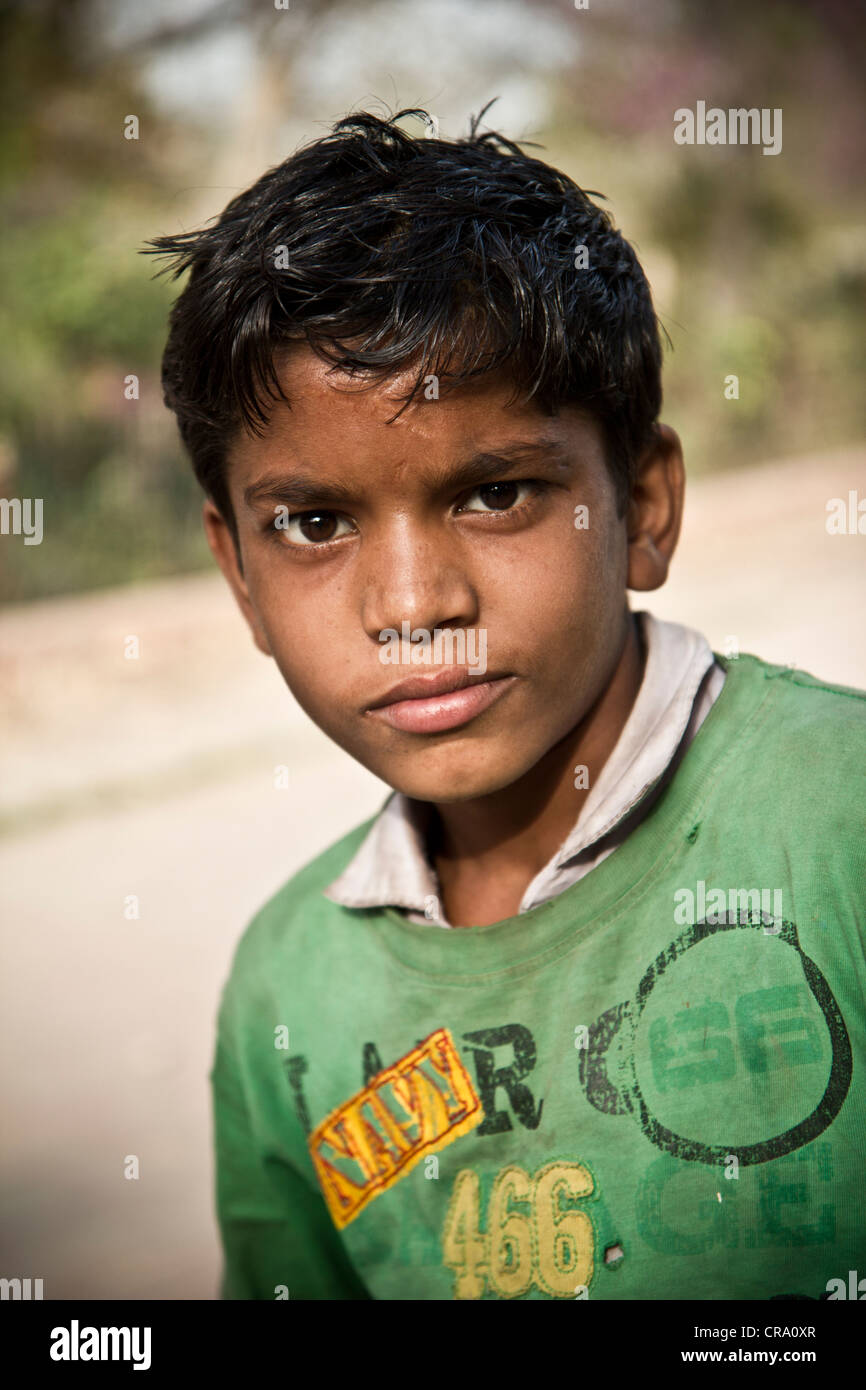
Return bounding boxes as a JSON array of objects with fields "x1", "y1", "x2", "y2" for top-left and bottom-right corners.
[{"x1": 211, "y1": 653, "x2": 866, "y2": 1299}]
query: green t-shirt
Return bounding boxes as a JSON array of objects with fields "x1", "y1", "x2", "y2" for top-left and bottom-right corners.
[{"x1": 211, "y1": 653, "x2": 866, "y2": 1300}]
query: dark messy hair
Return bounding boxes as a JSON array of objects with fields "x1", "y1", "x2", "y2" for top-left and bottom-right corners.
[{"x1": 143, "y1": 105, "x2": 664, "y2": 534}]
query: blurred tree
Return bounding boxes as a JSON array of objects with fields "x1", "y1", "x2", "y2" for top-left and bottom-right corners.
[{"x1": 0, "y1": 0, "x2": 863, "y2": 599}]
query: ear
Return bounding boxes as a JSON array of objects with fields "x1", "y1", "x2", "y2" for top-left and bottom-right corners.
[
  {"x1": 625, "y1": 423, "x2": 685, "y2": 592},
  {"x1": 202, "y1": 500, "x2": 273, "y2": 657}
]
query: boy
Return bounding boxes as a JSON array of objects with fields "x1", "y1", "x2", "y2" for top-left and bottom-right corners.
[{"x1": 146, "y1": 109, "x2": 866, "y2": 1300}]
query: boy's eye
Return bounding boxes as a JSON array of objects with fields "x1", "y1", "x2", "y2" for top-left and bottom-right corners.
[
  {"x1": 280, "y1": 510, "x2": 355, "y2": 546},
  {"x1": 458, "y1": 480, "x2": 536, "y2": 513}
]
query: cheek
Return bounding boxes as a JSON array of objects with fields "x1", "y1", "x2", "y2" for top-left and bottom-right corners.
[
  {"x1": 246, "y1": 563, "x2": 347, "y2": 701},
  {"x1": 266, "y1": 634, "x2": 356, "y2": 743},
  {"x1": 484, "y1": 511, "x2": 626, "y2": 651}
]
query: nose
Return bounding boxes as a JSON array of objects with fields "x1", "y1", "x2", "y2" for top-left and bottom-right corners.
[{"x1": 359, "y1": 517, "x2": 479, "y2": 643}]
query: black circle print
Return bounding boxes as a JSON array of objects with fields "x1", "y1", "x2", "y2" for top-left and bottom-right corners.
[{"x1": 578, "y1": 913, "x2": 852, "y2": 1165}]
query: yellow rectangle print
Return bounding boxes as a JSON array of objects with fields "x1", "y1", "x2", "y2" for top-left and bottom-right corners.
[{"x1": 309, "y1": 1027, "x2": 483, "y2": 1229}]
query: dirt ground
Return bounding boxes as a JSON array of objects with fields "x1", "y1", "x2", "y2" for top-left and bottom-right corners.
[{"x1": 0, "y1": 445, "x2": 864, "y2": 1298}]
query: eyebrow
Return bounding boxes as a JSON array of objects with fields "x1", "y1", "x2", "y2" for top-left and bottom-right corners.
[
  {"x1": 242, "y1": 438, "x2": 571, "y2": 511},
  {"x1": 244, "y1": 474, "x2": 358, "y2": 510}
]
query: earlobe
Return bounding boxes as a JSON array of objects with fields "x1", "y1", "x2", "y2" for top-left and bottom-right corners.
[
  {"x1": 627, "y1": 533, "x2": 669, "y2": 592},
  {"x1": 626, "y1": 423, "x2": 685, "y2": 593},
  {"x1": 202, "y1": 500, "x2": 273, "y2": 657}
]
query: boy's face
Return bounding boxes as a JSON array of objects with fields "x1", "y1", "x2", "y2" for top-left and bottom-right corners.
[{"x1": 207, "y1": 346, "x2": 680, "y2": 803}]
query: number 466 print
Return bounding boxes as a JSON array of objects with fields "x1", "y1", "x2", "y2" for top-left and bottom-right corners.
[{"x1": 442, "y1": 1161, "x2": 595, "y2": 1299}]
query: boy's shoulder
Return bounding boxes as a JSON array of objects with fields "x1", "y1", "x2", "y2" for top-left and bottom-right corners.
[
  {"x1": 721, "y1": 650, "x2": 866, "y2": 732},
  {"x1": 711, "y1": 650, "x2": 866, "y2": 800}
]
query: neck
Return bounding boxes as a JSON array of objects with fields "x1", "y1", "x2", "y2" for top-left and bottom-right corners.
[{"x1": 429, "y1": 612, "x2": 646, "y2": 926}]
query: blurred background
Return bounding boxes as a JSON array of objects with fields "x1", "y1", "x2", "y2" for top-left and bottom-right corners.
[{"x1": 0, "y1": 0, "x2": 864, "y2": 1297}]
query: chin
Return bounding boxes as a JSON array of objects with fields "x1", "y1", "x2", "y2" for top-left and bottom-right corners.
[{"x1": 386, "y1": 751, "x2": 538, "y2": 805}]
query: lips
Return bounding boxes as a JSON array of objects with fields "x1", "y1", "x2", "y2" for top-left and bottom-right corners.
[
  {"x1": 367, "y1": 667, "x2": 503, "y2": 709},
  {"x1": 366, "y1": 668, "x2": 517, "y2": 734}
]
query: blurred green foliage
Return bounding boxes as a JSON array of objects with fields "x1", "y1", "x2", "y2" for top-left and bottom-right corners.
[
  {"x1": 0, "y1": 0, "x2": 210, "y2": 601},
  {"x1": 550, "y1": 0, "x2": 866, "y2": 483},
  {"x1": 0, "y1": 0, "x2": 863, "y2": 602}
]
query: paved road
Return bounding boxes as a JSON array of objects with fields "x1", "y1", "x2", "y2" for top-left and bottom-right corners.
[{"x1": 0, "y1": 446, "x2": 863, "y2": 1298}]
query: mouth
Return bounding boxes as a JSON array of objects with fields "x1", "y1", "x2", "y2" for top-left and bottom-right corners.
[{"x1": 365, "y1": 668, "x2": 517, "y2": 734}]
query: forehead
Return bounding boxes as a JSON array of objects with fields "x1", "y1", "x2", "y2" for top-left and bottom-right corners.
[{"x1": 227, "y1": 344, "x2": 605, "y2": 485}]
